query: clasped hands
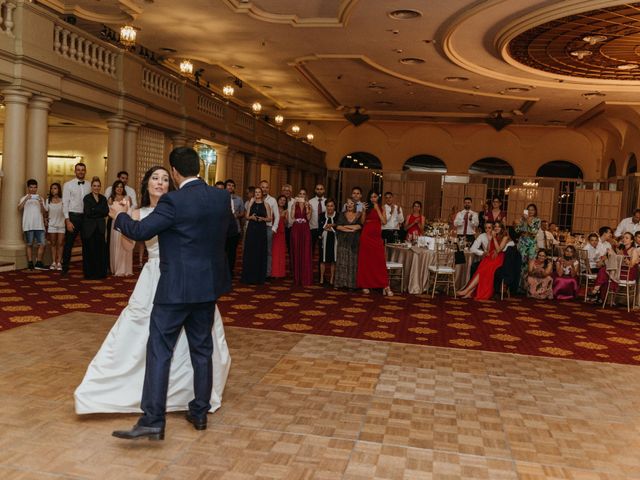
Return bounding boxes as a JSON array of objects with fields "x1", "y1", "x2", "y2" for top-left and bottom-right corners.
[{"x1": 109, "y1": 197, "x2": 131, "y2": 219}]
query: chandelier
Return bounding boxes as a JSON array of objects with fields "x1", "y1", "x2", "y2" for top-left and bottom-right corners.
[
  {"x1": 523, "y1": 181, "x2": 539, "y2": 188},
  {"x1": 120, "y1": 25, "x2": 136, "y2": 48},
  {"x1": 180, "y1": 59, "x2": 193, "y2": 75}
]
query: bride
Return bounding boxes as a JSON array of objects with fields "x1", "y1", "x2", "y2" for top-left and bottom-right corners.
[{"x1": 74, "y1": 166, "x2": 231, "y2": 414}]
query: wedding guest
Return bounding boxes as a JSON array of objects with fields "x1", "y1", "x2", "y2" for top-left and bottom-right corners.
[
  {"x1": 381, "y1": 191, "x2": 404, "y2": 244},
  {"x1": 454, "y1": 197, "x2": 479, "y2": 244},
  {"x1": 45, "y1": 182, "x2": 65, "y2": 270},
  {"x1": 61, "y1": 162, "x2": 91, "y2": 274},
  {"x1": 82, "y1": 177, "x2": 109, "y2": 279},
  {"x1": 526, "y1": 249, "x2": 553, "y2": 299},
  {"x1": 614, "y1": 208, "x2": 640, "y2": 238},
  {"x1": 259, "y1": 180, "x2": 280, "y2": 279},
  {"x1": 281, "y1": 183, "x2": 294, "y2": 250},
  {"x1": 289, "y1": 188, "x2": 313, "y2": 286},
  {"x1": 483, "y1": 196, "x2": 507, "y2": 224},
  {"x1": 493, "y1": 236, "x2": 521, "y2": 297},
  {"x1": 635, "y1": 231, "x2": 640, "y2": 248},
  {"x1": 458, "y1": 222, "x2": 510, "y2": 299},
  {"x1": 104, "y1": 171, "x2": 137, "y2": 209},
  {"x1": 108, "y1": 180, "x2": 133, "y2": 277},
  {"x1": 214, "y1": 181, "x2": 225, "y2": 189},
  {"x1": 225, "y1": 179, "x2": 245, "y2": 276},
  {"x1": 244, "y1": 185, "x2": 255, "y2": 231},
  {"x1": 591, "y1": 231, "x2": 638, "y2": 302},
  {"x1": 271, "y1": 195, "x2": 288, "y2": 279},
  {"x1": 334, "y1": 198, "x2": 362, "y2": 289},
  {"x1": 319, "y1": 199, "x2": 338, "y2": 285},
  {"x1": 516, "y1": 203, "x2": 541, "y2": 290},
  {"x1": 553, "y1": 245, "x2": 579, "y2": 300},
  {"x1": 536, "y1": 220, "x2": 559, "y2": 255},
  {"x1": 582, "y1": 233, "x2": 601, "y2": 273},
  {"x1": 18, "y1": 179, "x2": 46, "y2": 270},
  {"x1": 308, "y1": 184, "x2": 326, "y2": 255},
  {"x1": 357, "y1": 191, "x2": 392, "y2": 296},
  {"x1": 404, "y1": 201, "x2": 425, "y2": 240},
  {"x1": 241, "y1": 187, "x2": 271, "y2": 284},
  {"x1": 343, "y1": 186, "x2": 364, "y2": 212},
  {"x1": 469, "y1": 221, "x2": 493, "y2": 278}
]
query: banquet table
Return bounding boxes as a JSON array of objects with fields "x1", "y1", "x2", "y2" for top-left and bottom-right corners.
[{"x1": 385, "y1": 244, "x2": 474, "y2": 294}]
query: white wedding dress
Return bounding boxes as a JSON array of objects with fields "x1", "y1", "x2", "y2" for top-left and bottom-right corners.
[{"x1": 74, "y1": 207, "x2": 231, "y2": 414}]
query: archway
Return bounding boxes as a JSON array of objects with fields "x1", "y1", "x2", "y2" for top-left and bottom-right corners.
[
  {"x1": 468, "y1": 157, "x2": 514, "y2": 176},
  {"x1": 607, "y1": 159, "x2": 617, "y2": 178},
  {"x1": 338, "y1": 151, "x2": 382, "y2": 205},
  {"x1": 403, "y1": 154, "x2": 447, "y2": 173},
  {"x1": 535, "y1": 160, "x2": 583, "y2": 230},
  {"x1": 339, "y1": 151, "x2": 382, "y2": 170},
  {"x1": 536, "y1": 160, "x2": 583, "y2": 179},
  {"x1": 627, "y1": 153, "x2": 637, "y2": 175}
]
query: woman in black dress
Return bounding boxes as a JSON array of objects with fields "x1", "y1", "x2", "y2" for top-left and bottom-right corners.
[
  {"x1": 241, "y1": 186, "x2": 272, "y2": 284},
  {"x1": 82, "y1": 176, "x2": 109, "y2": 279},
  {"x1": 334, "y1": 198, "x2": 362, "y2": 289},
  {"x1": 319, "y1": 199, "x2": 338, "y2": 285}
]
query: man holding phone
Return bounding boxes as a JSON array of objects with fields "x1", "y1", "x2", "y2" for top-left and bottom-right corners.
[{"x1": 18, "y1": 179, "x2": 47, "y2": 270}]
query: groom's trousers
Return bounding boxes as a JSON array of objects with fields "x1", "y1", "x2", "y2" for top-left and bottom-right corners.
[{"x1": 139, "y1": 301, "x2": 216, "y2": 428}]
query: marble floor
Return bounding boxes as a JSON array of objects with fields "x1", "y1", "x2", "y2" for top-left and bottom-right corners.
[{"x1": 1, "y1": 312, "x2": 639, "y2": 479}]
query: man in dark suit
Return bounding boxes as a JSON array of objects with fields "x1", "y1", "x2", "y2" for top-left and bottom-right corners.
[{"x1": 109, "y1": 147, "x2": 232, "y2": 440}]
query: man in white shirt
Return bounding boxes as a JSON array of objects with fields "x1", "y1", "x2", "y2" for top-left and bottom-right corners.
[
  {"x1": 342, "y1": 186, "x2": 364, "y2": 213},
  {"x1": 381, "y1": 192, "x2": 404, "y2": 244},
  {"x1": 614, "y1": 209, "x2": 640, "y2": 238},
  {"x1": 104, "y1": 170, "x2": 138, "y2": 209},
  {"x1": 582, "y1": 232, "x2": 601, "y2": 273},
  {"x1": 595, "y1": 226, "x2": 614, "y2": 259},
  {"x1": 18, "y1": 179, "x2": 47, "y2": 270},
  {"x1": 469, "y1": 221, "x2": 493, "y2": 278},
  {"x1": 225, "y1": 178, "x2": 245, "y2": 276},
  {"x1": 61, "y1": 162, "x2": 91, "y2": 274},
  {"x1": 259, "y1": 180, "x2": 279, "y2": 279},
  {"x1": 536, "y1": 220, "x2": 559, "y2": 254},
  {"x1": 453, "y1": 197, "x2": 479, "y2": 244},
  {"x1": 308, "y1": 184, "x2": 326, "y2": 254}
]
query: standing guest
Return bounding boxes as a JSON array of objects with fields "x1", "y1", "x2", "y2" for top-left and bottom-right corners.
[
  {"x1": 319, "y1": 199, "x2": 338, "y2": 285},
  {"x1": 536, "y1": 220, "x2": 559, "y2": 255},
  {"x1": 334, "y1": 198, "x2": 362, "y2": 289},
  {"x1": 458, "y1": 222, "x2": 510, "y2": 299},
  {"x1": 225, "y1": 179, "x2": 245, "y2": 276},
  {"x1": 583, "y1": 232, "x2": 601, "y2": 273},
  {"x1": 241, "y1": 187, "x2": 271, "y2": 284},
  {"x1": 591, "y1": 231, "x2": 638, "y2": 302},
  {"x1": 381, "y1": 191, "x2": 404, "y2": 244},
  {"x1": 259, "y1": 180, "x2": 280, "y2": 279},
  {"x1": 553, "y1": 245, "x2": 579, "y2": 300},
  {"x1": 214, "y1": 181, "x2": 225, "y2": 189},
  {"x1": 308, "y1": 184, "x2": 326, "y2": 255},
  {"x1": 526, "y1": 249, "x2": 553, "y2": 299},
  {"x1": 104, "y1": 171, "x2": 138, "y2": 209},
  {"x1": 404, "y1": 201, "x2": 425, "y2": 241},
  {"x1": 271, "y1": 195, "x2": 288, "y2": 279},
  {"x1": 244, "y1": 185, "x2": 255, "y2": 232},
  {"x1": 614, "y1": 208, "x2": 640, "y2": 239},
  {"x1": 289, "y1": 188, "x2": 313, "y2": 286},
  {"x1": 108, "y1": 180, "x2": 133, "y2": 277},
  {"x1": 469, "y1": 221, "x2": 493, "y2": 279},
  {"x1": 483, "y1": 196, "x2": 507, "y2": 224},
  {"x1": 343, "y1": 186, "x2": 364, "y2": 212},
  {"x1": 516, "y1": 203, "x2": 541, "y2": 290},
  {"x1": 281, "y1": 183, "x2": 294, "y2": 251},
  {"x1": 61, "y1": 162, "x2": 91, "y2": 274},
  {"x1": 454, "y1": 197, "x2": 479, "y2": 245},
  {"x1": 82, "y1": 177, "x2": 109, "y2": 279},
  {"x1": 18, "y1": 179, "x2": 47, "y2": 270},
  {"x1": 357, "y1": 191, "x2": 392, "y2": 296},
  {"x1": 45, "y1": 182, "x2": 65, "y2": 270}
]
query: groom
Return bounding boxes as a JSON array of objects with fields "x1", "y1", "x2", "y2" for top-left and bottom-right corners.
[{"x1": 109, "y1": 147, "x2": 232, "y2": 440}]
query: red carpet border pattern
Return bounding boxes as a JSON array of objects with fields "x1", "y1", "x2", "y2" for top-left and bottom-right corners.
[{"x1": 2, "y1": 267, "x2": 640, "y2": 365}]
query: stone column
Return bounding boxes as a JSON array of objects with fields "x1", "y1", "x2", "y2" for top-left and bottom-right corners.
[
  {"x1": 171, "y1": 134, "x2": 188, "y2": 149},
  {"x1": 124, "y1": 122, "x2": 140, "y2": 185},
  {"x1": 215, "y1": 146, "x2": 237, "y2": 183},
  {"x1": 26, "y1": 95, "x2": 54, "y2": 191},
  {"x1": 106, "y1": 116, "x2": 126, "y2": 183},
  {"x1": 0, "y1": 89, "x2": 32, "y2": 266},
  {"x1": 245, "y1": 155, "x2": 260, "y2": 189}
]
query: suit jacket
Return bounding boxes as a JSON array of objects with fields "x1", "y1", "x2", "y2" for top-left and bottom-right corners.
[
  {"x1": 114, "y1": 179, "x2": 232, "y2": 304},
  {"x1": 81, "y1": 193, "x2": 108, "y2": 239}
]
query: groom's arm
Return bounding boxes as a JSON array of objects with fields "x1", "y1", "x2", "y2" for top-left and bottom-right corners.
[{"x1": 114, "y1": 195, "x2": 175, "y2": 241}]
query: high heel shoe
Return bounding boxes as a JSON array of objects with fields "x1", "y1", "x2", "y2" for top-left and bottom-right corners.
[
  {"x1": 383, "y1": 287, "x2": 394, "y2": 297},
  {"x1": 362, "y1": 288, "x2": 370, "y2": 294}
]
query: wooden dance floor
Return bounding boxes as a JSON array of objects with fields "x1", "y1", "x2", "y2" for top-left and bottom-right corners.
[{"x1": 1, "y1": 311, "x2": 640, "y2": 479}]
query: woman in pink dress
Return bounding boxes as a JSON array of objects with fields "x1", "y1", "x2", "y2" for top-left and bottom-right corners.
[
  {"x1": 271, "y1": 195, "x2": 288, "y2": 278},
  {"x1": 357, "y1": 191, "x2": 392, "y2": 296},
  {"x1": 553, "y1": 245, "x2": 579, "y2": 300},
  {"x1": 289, "y1": 188, "x2": 312, "y2": 286}
]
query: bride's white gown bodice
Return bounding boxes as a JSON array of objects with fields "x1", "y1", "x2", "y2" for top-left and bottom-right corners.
[{"x1": 74, "y1": 207, "x2": 231, "y2": 414}]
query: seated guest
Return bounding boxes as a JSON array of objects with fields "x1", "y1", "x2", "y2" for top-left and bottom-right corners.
[
  {"x1": 404, "y1": 201, "x2": 425, "y2": 241},
  {"x1": 591, "y1": 231, "x2": 638, "y2": 302},
  {"x1": 582, "y1": 233, "x2": 601, "y2": 273},
  {"x1": 614, "y1": 208, "x2": 640, "y2": 239},
  {"x1": 493, "y1": 237, "x2": 521, "y2": 297},
  {"x1": 458, "y1": 222, "x2": 510, "y2": 300},
  {"x1": 527, "y1": 249, "x2": 553, "y2": 299},
  {"x1": 469, "y1": 221, "x2": 493, "y2": 278},
  {"x1": 553, "y1": 245, "x2": 579, "y2": 300},
  {"x1": 536, "y1": 220, "x2": 559, "y2": 256}
]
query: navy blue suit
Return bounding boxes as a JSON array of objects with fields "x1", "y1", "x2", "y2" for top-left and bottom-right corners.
[{"x1": 114, "y1": 179, "x2": 232, "y2": 427}]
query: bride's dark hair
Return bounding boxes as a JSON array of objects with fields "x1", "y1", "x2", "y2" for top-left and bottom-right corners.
[{"x1": 139, "y1": 166, "x2": 176, "y2": 207}]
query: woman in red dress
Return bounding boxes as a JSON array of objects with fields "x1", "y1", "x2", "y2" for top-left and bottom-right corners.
[
  {"x1": 457, "y1": 221, "x2": 510, "y2": 300},
  {"x1": 271, "y1": 195, "x2": 288, "y2": 278},
  {"x1": 289, "y1": 188, "x2": 313, "y2": 286},
  {"x1": 404, "y1": 201, "x2": 425, "y2": 241},
  {"x1": 357, "y1": 191, "x2": 392, "y2": 296}
]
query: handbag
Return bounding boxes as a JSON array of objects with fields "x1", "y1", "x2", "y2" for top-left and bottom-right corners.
[{"x1": 454, "y1": 245, "x2": 466, "y2": 265}]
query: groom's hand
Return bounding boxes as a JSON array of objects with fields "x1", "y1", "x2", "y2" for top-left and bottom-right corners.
[{"x1": 109, "y1": 198, "x2": 129, "y2": 220}]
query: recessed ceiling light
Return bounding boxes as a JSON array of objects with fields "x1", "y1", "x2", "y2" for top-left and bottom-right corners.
[
  {"x1": 386, "y1": 29, "x2": 400, "y2": 34},
  {"x1": 617, "y1": 64, "x2": 638, "y2": 70},
  {"x1": 399, "y1": 57, "x2": 425, "y2": 65},
  {"x1": 582, "y1": 91, "x2": 605, "y2": 98},
  {"x1": 570, "y1": 50, "x2": 592, "y2": 60},
  {"x1": 583, "y1": 35, "x2": 607, "y2": 45},
  {"x1": 505, "y1": 86, "x2": 531, "y2": 93},
  {"x1": 408, "y1": 91, "x2": 415, "y2": 95},
  {"x1": 231, "y1": 64, "x2": 245, "y2": 69},
  {"x1": 375, "y1": 101, "x2": 394, "y2": 106},
  {"x1": 562, "y1": 108, "x2": 582, "y2": 112},
  {"x1": 388, "y1": 9, "x2": 422, "y2": 20},
  {"x1": 445, "y1": 76, "x2": 468, "y2": 82},
  {"x1": 393, "y1": 48, "x2": 403, "y2": 53},
  {"x1": 262, "y1": 85, "x2": 273, "y2": 89},
  {"x1": 60, "y1": 121, "x2": 76, "y2": 126},
  {"x1": 459, "y1": 104, "x2": 480, "y2": 110},
  {"x1": 160, "y1": 47, "x2": 176, "y2": 53},
  {"x1": 546, "y1": 120, "x2": 564, "y2": 125}
]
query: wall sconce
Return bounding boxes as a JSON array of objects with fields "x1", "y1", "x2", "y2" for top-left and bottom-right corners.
[
  {"x1": 251, "y1": 102, "x2": 262, "y2": 115},
  {"x1": 180, "y1": 59, "x2": 194, "y2": 75},
  {"x1": 274, "y1": 114, "x2": 284, "y2": 126},
  {"x1": 291, "y1": 124, "x2": 300, "y2": 135},
  {"x1": 120, "y1": 25, "x2": 136, "y2": 48},
  {"x1": 306, "y1": 133, "x2": 314, "y2": 143},
  {"x1": 222, "y1": 84, "x2": 234, "y2": 98}
]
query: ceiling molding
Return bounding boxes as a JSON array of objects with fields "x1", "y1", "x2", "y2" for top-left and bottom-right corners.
[
  {"x1": 36, "y1": 0, "x2": 143, "y2": 23},
  {"x1": 221, "y1": 0, "x2": 359, "y2": 27}
]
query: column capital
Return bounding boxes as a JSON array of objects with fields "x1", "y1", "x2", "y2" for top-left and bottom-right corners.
[
  {"x1": 1, "y1": 88, "x2": 31, "y2": 105},
  {"x1": 28, "y1": 95, "x2": 54, "y2": 111},
  {"x1": 125, "y1": 121, "x2": 142, "y2": 132},
  {"x1": 106, "y1": 116, "x2": 127, "y2": 129}
]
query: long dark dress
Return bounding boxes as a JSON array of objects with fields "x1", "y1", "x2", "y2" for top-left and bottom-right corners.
[
  {"x1": 357, "y1": 208, "x2": 389, "y2": 289},
  {"x1": 290, "y1": 204, "x2": 313, "y2": 286},
  {"x1": 241, "y1": 202, "x2": 268, "y2": 284},
  {"x1": 82, "y1": 193, "x2": 109, "y2": 280},
  {"x1": 334, "y1": 212, "x2": 361, "y2": 289}
]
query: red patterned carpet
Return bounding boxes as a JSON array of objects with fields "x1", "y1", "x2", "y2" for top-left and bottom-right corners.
[{"x1": 2, "y1": 265, "x2": 640, "y2": 365}]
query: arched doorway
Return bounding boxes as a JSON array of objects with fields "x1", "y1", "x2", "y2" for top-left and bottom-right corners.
[
  {"x1": 607, "y1": 159, "x2": 617, "y2": 178},
  {"x1": 536, "y1": 160, "x2": 583, "y2": 179},
  {"x1": 403, "y1": 155, "x2": 447, "y2": 173},
  {"x1": 627, "y1": 153, "x2": 637, "y2": 175},
  {"x1": 469, "y1": 158, "x2": 514, "y2": 211},
  {"x1": 338, "y1": 152, "x2": 382, "y2": 206},
  {"x1": 536, "y1": 160, "x2": 583, "y2": 230},
  {"x1": 468, "y1": 157, "x2": 514, "y2": 176},
  {"x1": 339, "y1": 152, "x2": 382, "y2": 170}
]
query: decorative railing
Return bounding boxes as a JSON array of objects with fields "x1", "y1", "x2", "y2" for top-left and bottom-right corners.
[
  {"x1": 235, "y1": 111, "x2": 254, "y2": 131},
  {"x1": 142, "y1": 68, "x2": 180, "y2": 102},
  {"x1": 0, "y1": 1, "x2": 15, "y2": 37},
  {"x1": 197, "y1": 95, "x2": 225, "y2": 119},
  {"x1": 53, "y1": 25, "x2": 117, "y2": 77}
]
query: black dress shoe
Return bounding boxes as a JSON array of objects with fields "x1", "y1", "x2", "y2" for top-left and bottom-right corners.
[
  {"x1": 186, "y1": 413, "x2": 207, "y2": 430},
  {"x1": 112, "y1": 424, "x2": 165, "y2": 441}
]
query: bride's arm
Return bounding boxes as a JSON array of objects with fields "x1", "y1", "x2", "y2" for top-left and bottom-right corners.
[{"x1": 120, "y1": 208, "x2": 139, "y2": 251}]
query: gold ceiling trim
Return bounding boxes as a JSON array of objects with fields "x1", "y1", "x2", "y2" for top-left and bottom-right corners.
[
  {"x1": 36, "y1": 0, "x2": 142, "y2": 23},
  {"x1": 221, "y1": 0, "x2": 359, "y2": 27}
]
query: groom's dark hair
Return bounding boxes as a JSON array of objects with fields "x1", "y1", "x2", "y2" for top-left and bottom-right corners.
[{"x1": 169, "y1": 147, "x2": 200, "y2": 177}]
